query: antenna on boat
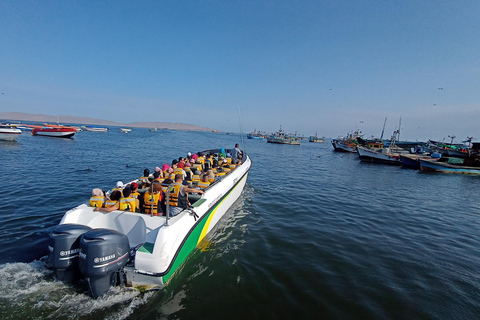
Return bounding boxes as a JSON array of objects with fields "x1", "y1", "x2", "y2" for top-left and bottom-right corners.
[
  {"x1": 380, "y1": 117, "x2": 387, "y2": 140},
  {"x1": 238, "y1": 106, "x2": 245, "y2": 154}
]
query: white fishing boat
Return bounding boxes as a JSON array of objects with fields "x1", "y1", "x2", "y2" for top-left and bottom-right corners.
[
  {"x1": 48, "y1": 149, "x2": 251, "y2": 298},
  {"x1": 119, "y1": 128, "x2": 132, "y2": 133},
  {"x1": 0, "y1": 125, "x2": 22, "y2": 141}
]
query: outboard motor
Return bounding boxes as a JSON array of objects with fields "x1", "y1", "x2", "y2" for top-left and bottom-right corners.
[
  {"x1": 78, "y1": 229, "x2": 130, "y2": 298},
  {"x1": 48, "y1": 224, "x2": 92, "y2": 283}
]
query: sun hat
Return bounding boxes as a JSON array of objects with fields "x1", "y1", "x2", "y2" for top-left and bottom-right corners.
[{"x1": 116, "y1": 181, "x2": 124, "y2": 188}]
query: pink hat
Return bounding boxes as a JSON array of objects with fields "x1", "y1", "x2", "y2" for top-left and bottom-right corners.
[
  {"x1": 190, "y1": 158, "x2": 195, "y2": 163},
  {"x1": 192, "y1": 154, "x2": 198, "y2": 160},
  {"x1": 162, "y1": 164, "x2": 170, "y2": 171},
  {"x1": 155, "y1": 166, "x2": 161, "y2": 172}
]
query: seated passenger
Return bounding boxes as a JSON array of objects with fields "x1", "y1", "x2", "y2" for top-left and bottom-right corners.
[
  {"x1": 139, "y1": 169, "x2": 150, "y2": 187},
  {"x1": 197, "y1": 174, "x2": 211, "y2": 189},
  {"x1": 143, "y1": 182, "x2": 163, "y2": 215},
  {"x1": 119, "y1": 186, "x2": 139, "y2": 212},
  {"x1": 191, "y1": 170, "x2": 201, "y2": 185},
  {"x1": 95, "y1": 190, "x2": 122, "y2": 212},
  {"x1": 167, "y1": 174, "x2": 204, "y2": 217},
  {"x1": 89, "y1": 188, "x2": 105, "y2": 208},
  {"x1": 113, "y1": 181, "x2": 124, "y2": 193},
  {"x1": 130, "y1": 182, "x2": 144, "y2": 212},
  {"x1": 153, "y1": 171, "x2": 163, "y2": 183}
]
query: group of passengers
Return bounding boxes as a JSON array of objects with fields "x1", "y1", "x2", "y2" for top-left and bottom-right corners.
[{"x1": 89, "y1": 146, "x2": 243, "y2": 217}]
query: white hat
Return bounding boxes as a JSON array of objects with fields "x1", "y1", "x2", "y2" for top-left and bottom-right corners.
[
  {"x1": 187, "y1": 152, "x2": 192, "y2": 156},
  {"x1": 116, "y1": 181, "x2": 124, "y2": 188}
]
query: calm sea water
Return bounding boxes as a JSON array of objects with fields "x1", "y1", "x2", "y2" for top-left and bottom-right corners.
[{"x1": 1, "y1": 128, "x2": 480, "y2": 319}]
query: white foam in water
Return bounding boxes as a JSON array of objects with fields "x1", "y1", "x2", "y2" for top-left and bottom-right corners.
[{"x1": 0, "y1": 259, "x2": 153, "y2": 320}]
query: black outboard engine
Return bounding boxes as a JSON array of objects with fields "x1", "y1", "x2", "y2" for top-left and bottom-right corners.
[
  {"x1": 48, "y1": 224, "x2": 92, "y2": 283},
  {"x1": 78, "y1": 229, "x2": 130, "y2": 298}
]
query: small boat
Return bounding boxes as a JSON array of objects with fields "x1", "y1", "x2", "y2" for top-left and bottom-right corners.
[
  {"x1": 47, "y1": 149, "x2": 251, "y2": 298},
  {"x1": 357, "y1": 130, "x2": 408, "y2": 165},
  {"x1": 399, "y1": 153, "x2": 441, "y2": 169},
  {"x1": 267, "y1": 126, "x2": 300, "y2": 145},
  {"x1": 419, "y1": 158, "x2": 480, "y2": 175},
  {"x1": 0, "y1": 124, "x2": 22, "y2": 141},
  {"x1": 32, "y1": 126, "x2": 76, "y2": 138},
  {"x1": 309, "y1": 133, "x2": 325, "y2": 143},
  {"x1": 246, "y1": 130, "x2": 265, "y2": 140},
  {"x1": 331, "y1": 130, "x2": 361, "y2": 152},
  {"x1": 84, "y1": 126, "x2": 109, "y2": 132},
  {"x1": 119, "y1": 128, "x2": 132, "y2": 133},
  {"x1": 149, "y1": 128, "x2": 159, "y2": 132}
]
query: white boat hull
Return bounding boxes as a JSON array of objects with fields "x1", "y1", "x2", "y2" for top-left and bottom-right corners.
[
  {"x1": 58, "y1": 154, "x2": 252, "y2": 290},
  {"x1": 357, "y1": 146, "x2": 401, "y2": 165},
  {"x1": 0, "y1": 129, "x2": 21, "y2": 141}
]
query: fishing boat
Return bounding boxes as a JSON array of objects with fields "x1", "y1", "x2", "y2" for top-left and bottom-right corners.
[
  {"x1": 119, "y1": 128, "x2": 132, "y2": 133},
  {"x1": 399, "y1": 153, "x2": 441, "y2": 169},
  {"x1": 331, "y1": 131, "x2": 361, "y2": 152},
  {"x1": 267, "y1": 126, "x2": 300, "y2": 145},
  {"x1": 246, "y1": 130, "x2": 265, "y2": 140},
  {"x1": 0, "y1": 124, "x2": 22, "y2": 141},
  {"x1": 32, "y1": 126, "x2": 76, "y2": 138},
  {"x1": 357, "y1": 130, "x2": 408, "y2": 165},
  {"x1": 419, "y1": 158, "x2": 480, "y2": 175},
  {"x1": 308, "y1": 133, "x2": 325, "y2": 143},
  {"x1": 419, "y1": 143, "x2": 480, "y2": 174},
  {"x1": 48, "y1": 149, "x2": 251, "y2": 298},
  {"x1": 84, "y1": 126, "x2": 109, "y2": 132}
]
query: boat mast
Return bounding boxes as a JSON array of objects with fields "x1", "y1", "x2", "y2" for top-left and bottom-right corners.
[{"x1": 380, "y1": 117, "x2": 387, "y2": 140}]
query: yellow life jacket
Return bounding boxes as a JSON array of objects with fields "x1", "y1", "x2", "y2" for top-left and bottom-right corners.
[
  {"x1": 216, "y1": 171, "x2": 226, "y2": 177},
  {"x1": 112, "y1": 187, "x2": 123, "y2": 193},
  {"x1": 168, "y1": 184, "x2": 188, "y2": 208},
  {"x1": 197, "y1": 156, "x2": 205, "y2": 164},
  {"x1": 144, "y1": 191, "x2": 161, "y2": 215},
  {"x1": 119, "y1": 196, "x2": 137, "y2": 212},
  {"x1": 192, "y1": 174, "x2": 200, "y2": 183},
  {"x1": 226, "y1": 158, "x2": 232, "y2": 164},
  {"x1": 222, "y1": 166, "x2": 231, "y2": 173},
  {"x1": 131, "y1": 191, "x2": 140, "y2": 197},
  {"x1": 89, "y1": 196, "x2": 104, "y2": 208},
  {"x1": 197, "y1": 181, "x2": 210, "y2": 189},
  {"x1": 174, "y1": 168, "x2": 185, "y2": 175},
  {"x1": 105, "y1": 199, "x2": 118, "y2": 208},
  {"x1": 208, "y1": 176, "x2": 215, "y2": 183}
]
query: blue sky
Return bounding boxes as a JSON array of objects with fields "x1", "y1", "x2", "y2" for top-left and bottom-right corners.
[{"x1": 1, "y1": 0, "x2": 479, "y2": 141}]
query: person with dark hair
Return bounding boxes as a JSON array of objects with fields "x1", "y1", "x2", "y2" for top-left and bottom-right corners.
[
  {"x1": 167, "y1": 174, "x2": 204, "y2": 217},
  {"x1": 95, "y1": 190, "x2": 121, "y2": 212},
  {"x1": 119, "y1": 186, "x2": 139, "y2": 212},
  {"x1": 139, "y1": 168, "x2": 150, "y2": 187},
  {"x1": 231, "y1": 143, "x2": 243, "y2": 164}
]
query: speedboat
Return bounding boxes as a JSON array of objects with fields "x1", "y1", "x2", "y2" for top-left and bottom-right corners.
[
  {"x1": 119, "y1": 128, "x2": 132, "y2": 133},
  {"x1": 0, "y1": 125, "x2": 22, "y2": 141},
  {"x1": 32, "y1": 126, "x2": 76, "y2": 138},
  {"x1": 48, "y1": 149, "x2": 251, "y2": 298},
  {"x1": 84, "y1": 126, "x2": 109, "y2": 132}
]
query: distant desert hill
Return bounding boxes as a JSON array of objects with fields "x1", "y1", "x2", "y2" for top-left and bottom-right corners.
[{"x1": 0, "y1": 112, "x2": 217, "y2": 132}]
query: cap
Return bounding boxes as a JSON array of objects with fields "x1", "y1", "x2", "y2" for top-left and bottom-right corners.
[
  {"x1": 130, "y1": 182, "x2": 138, "y2": 189},
  {"x1": 116, "y1": 181, "x2": 124, "y2": 188},
  {"x1": 187, "y1": 152, "x2": 192, "y2": 156}
]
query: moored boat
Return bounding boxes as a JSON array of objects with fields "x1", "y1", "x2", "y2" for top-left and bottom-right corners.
[
  {"x1": 267, "y1": 126, "x2": 300, "y2": 145},
  {"x1": 84, "y1": 126, "x2": 109, "y2": 132},
  {"x1": 357, "y1": 145, "x2": 403, "y2": 165},
  {"x1": 32, "y1": 126, "x2": 76, "y2": 138},
  {"x1": 309, "y1": 133, "x2": 325, "y2": 143},
  {"x1": 419, "y1": 158, "x2": 480, "y2": 175},
  {"x1": 119, "y1": 128, "x2": 132, "y2": 133},
  {"x1": 0, "y1": 124, "x2": 22, "y2": 141},
  {"x1": 48, "y1": 149, "x2": 251, "y2": 298}
]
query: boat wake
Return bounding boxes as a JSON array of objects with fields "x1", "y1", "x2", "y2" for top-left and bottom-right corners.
[{"x1": 0, "y1": 258, "x2": 154, "y2": 320}]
